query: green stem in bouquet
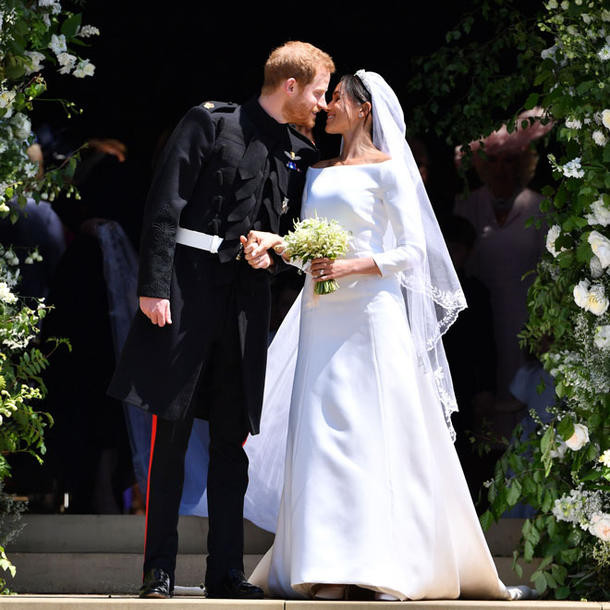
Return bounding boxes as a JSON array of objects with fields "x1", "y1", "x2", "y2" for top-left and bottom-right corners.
[
  {"x1": 283, "y1": 214, "x2": 351, "y2": 297},
  {"x1": 314, "y1": 274, "x2": 340, "y2": 296}
]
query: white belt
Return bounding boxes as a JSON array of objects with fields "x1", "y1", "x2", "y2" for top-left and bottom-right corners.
[{"x1": 175, "y1": 227, "x2": 223, "y2": 253}]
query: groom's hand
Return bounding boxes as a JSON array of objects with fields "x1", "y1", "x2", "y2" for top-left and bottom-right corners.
[
  {"x1": 242, "y1": 230, "x2": 283, "y2": 257},
  {"x1": 139, "y1": 296, "x2": 172, "y2": 326},
  {"x1": 240, "y1": 234, "x2": 275, "y2": 270}
]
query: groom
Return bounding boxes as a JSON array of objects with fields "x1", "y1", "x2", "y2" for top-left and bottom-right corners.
[{"x1": 108, "y1": 41, "x2": 333, "y2": 599}]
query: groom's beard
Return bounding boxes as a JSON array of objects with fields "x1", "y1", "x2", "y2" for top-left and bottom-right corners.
[{"x1": 283, "y1": 97, "x2": 317, "y2": 130}]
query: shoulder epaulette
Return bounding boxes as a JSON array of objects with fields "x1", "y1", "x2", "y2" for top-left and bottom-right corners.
[{"x1": 200, "y1": 100, "x2": 238, "y2": 113}]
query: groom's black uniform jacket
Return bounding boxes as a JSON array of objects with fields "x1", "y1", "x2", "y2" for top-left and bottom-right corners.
[{"x1": 108, "y1": 99, "x2": 316, "y2": 433}]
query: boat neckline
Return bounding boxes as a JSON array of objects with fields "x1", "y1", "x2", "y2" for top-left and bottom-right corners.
[{"x1": 309, "y1": 158, "x2": 393, "y2": 170}]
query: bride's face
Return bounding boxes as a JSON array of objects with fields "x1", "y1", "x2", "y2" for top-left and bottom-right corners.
[{"x1": 324, "y1": 82, "x2": 361, "y2": 134}]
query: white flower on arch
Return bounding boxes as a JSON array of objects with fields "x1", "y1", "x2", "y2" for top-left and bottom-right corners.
[
  {"x1": 586, "y1": 199, "x2": 610, "y2": 227},
  {"x1": 565, "y1": 423, "x2": 589, "y2": 451},
  {"x1": 594, "y1": 325, "x2": 610, "y2": 349},
  {"x1": 546, "y1": 224, "x2": 566, "y2": 257},
  {"x1": 588, "y1": 230, "x2": 610, "y2": 267},
  {"x1": 589, "y1": 514, "x2": 610, "y2": 542}
]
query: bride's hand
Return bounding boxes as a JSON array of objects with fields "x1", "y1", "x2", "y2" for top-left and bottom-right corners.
[
  {"x1": 239, "y1": 231, "x2": 285, "y2": 269},
  {"x1": 310, "y1": 257, "x2": 381, "y2": 281},
  {"x1": 310, "y1": 258, "x2": 354, "y2": 281},
  {"x1": 240, "y1": 230, "x2": 284, "y2": 258}
]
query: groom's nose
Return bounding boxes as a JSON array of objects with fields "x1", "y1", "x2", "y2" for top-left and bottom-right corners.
[{"x1": 317, "y1": 97, "x2": 328, "y2": 111}]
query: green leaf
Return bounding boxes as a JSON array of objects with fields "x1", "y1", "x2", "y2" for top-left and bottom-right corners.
[
  {"x1": 576, "y1": 80, "x2": 595, "y2": 95},
  {"x1": 513, "y1": 557, "x2": 523, "y2": 578},
  {"x1": 5, "y1": 52, "x2": 33, "y2": 80},
  {"x1": 551, "y1": 564, "x2": 567, "y2": 585},
  {"x1": 479, "y1": 510, "x2": 495, "y2": 531},
  {"x1": 559, "y1": 548, "x2": 579, "y2": 564},
  {"x1": 547, "y1": 515, "x2": 557, "y2": 538},
  {"x1": 541, "y1": 489, "x2": 554, "y2": 512},
  {"x1": 579, "y1": 469, "x2": 602, "y2": 482},
  {"x1": 555, "y1": 586, "x2": 570, "y2": 599},
  {"x1": 544, "y1": 572, "x2": 558, "y2": 589},
  {"x1": 507, "y1": 479, "x2": 522, "y2": 506},
  {"x1": 540, "y1": 426, "x2": 554, "y2": 454},
  {"x1": 557, "y1": 417, "x2": 574, "y2": 441},
  {"x1": 524, "y1": 539, "x2": 535, "y2": 562},
  {"x1": 61, "y1": 13, "x2": 82, "y2": 38},
  {"x1": 538, "y1": 555, "x2": 553, "y2": 571},
  {"x1": 533, "y1": 571, "x2": 547, "y2": 594},
  {"x1": 576, "y1": 239, "x2": 592, "y2": 264},
  {"x1": 524, "y1": 92, "x2": 539, "y2": 110}
]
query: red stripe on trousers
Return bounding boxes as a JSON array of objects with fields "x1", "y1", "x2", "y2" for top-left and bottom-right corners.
[{"x1": 143, "y1": 414, "x2": 158, "y2": 554}]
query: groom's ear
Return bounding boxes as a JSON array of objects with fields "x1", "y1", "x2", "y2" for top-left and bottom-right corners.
[{"x1": 283, "y1": 78, "x2": 297, "y2": 96}]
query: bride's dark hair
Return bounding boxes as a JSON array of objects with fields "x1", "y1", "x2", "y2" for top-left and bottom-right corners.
[
  {"x1": 340, "y1": 73, "x2": 371, "y2": 105},
  {"x1": 340, "y1": 74, "x2": 373, "y2": 131}
]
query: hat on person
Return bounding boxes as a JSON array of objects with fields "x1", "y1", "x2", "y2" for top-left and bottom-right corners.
[{"x1": 454, "y1": 107, "x2": 554, "y2": 167}]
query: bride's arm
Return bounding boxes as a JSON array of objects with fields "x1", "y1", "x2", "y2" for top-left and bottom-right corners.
[
  {"x1": 369, "y1": 163, "x2": 426, "y2": 276},
  {"x1": 311, "y1": 164, "x2": 426, "y2": 283},
  {"x1": 310, "y1": 256, "x2": 380, "y2": 282}
]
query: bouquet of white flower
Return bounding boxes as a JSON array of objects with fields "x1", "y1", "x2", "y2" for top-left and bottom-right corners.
[{"x1": 283, "y1": 215, "x2": 350, "y2": 295}]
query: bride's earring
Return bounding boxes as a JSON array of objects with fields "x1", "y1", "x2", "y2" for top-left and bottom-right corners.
[{"x1": 359, "y1": 112, "x2": 364, "y2": 118}]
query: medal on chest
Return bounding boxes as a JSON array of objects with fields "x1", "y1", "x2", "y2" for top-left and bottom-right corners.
[{"x1": 284, "y1": 150, "x2": 301, "y2": 171}]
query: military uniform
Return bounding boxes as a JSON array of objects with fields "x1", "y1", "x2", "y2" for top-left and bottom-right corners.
[{"x1": 108, "y1": 98, "x2": 317, "y2": 591}]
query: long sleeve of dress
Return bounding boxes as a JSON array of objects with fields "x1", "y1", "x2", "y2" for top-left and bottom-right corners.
[
  {"x1": 371, "y1": 162, "x2": 426, "y2": 277},
  {"x1": 137, "y1": 106, "x2": 215, "y2": 298}
]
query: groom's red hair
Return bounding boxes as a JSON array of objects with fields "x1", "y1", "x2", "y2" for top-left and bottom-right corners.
[{"x1": 262, "y1": 41, "x2": 334, "y2": 93}]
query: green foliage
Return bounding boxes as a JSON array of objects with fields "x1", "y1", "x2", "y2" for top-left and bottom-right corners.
[
  {"x1": 0, "y1": 0, "x2": 99, "y2": 214},
  {"x1": 0, "y1": 247, "x2": 63, "y2": 479},
  {"x1": 408, "y1": 0, "x2": 610, "y2": 601},
  {"x1": 0, "y1": 546, "x2": 16, "y2": 593},
  {"x1": 0, "y1": 481, "x2": 26, "y2": 593},
  {"x1": 0, "y1": 0, "x2": 96, "y2": 593},
  {"x1": 407, "y1": 0, "x2": 547, "y2": 151}
]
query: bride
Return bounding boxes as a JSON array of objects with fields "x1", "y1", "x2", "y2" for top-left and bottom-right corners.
[{"x1": 240, "y1": 70, "x2": 531, "y2": 601}]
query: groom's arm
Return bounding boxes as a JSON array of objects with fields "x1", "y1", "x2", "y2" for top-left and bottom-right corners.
[
  {"x1": 137, "y1": 106, "x2": 215, "y2": 326},
  {"x1": 138, "y1": 106, "x2": 215, "y2": 300}
]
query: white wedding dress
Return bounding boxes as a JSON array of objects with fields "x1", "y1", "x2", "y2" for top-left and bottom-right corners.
[{"x1": 245, "y1": 159, "x2": 511, "y2": 600}]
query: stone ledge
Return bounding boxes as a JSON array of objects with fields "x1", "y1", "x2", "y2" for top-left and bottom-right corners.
[
  {"x1": 5, "y1": 515, "x2": 273, "y2": 555},
  {"x1": 5, "y1": 553, "x2": 263, "y2": 594},
  {"x1": 285, "y1": 603, "x2": 605, "y2": 609},
  {"x1": 0, "y1": 596, "x2": 604, "y2": 609},
  {"x1": 5, "y1": 515, "x2": 523, "y2": 557},
  {"x1": 5, "y1": 554, "x2": 539, "y2": 595}
]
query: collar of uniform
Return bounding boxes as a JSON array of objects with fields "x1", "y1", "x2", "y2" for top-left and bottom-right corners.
[
  {"x1": 242, "y1": 97, "x2": 290, "y2": 145},
  {"x1": 288, "y1": 124, "x2": 317, "y2": 152}
]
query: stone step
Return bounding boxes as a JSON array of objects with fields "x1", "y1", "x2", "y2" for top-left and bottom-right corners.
[
  {"x1": 5, "y1": 515, "x2": 273, "y2": 555},
  {"x1": 5, "y1": 515, "x2": 523, "y2": 556},
  {"x1": 3, "y1": 515, "x2": 535, "y2": 595},
  {"x1": 4, "y1": 552, "x2": 262, "y2": 594},
  {"x1": 0, "y1": 596, "x2": 605, "y2": 610},
  {"x1": 4, "y1": 553, "x2": 540, "y2": 595}
]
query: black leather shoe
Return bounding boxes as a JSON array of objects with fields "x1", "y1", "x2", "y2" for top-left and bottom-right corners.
[
  {"x1": 206, "y1": 568, "x2": 264, "y2": 599},
  {"x1": 139, "y1": 568, "x2": 173, "y2": 599}
]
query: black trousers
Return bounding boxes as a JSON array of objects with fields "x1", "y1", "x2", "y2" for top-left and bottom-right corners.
[{"x1": 142, "y1": 292, "x2": 250, "y2": 588}]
